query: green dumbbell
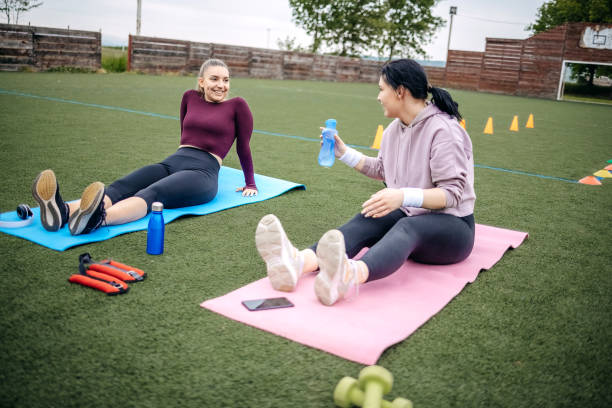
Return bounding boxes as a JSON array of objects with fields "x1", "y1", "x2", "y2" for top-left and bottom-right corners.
[
  {"x1": 333, "y1": 375, "x2": 413, "y2": 408},
  {"x1": 358, "y1": 365, "x2": 393, "y2": 408},
  {"x1": 334, "y1": 377, "x2": 366, "y2": 407}
]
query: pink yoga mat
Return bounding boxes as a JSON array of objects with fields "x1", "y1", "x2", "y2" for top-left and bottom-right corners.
[{"x1": 200, "y1": 224, "x2": 528, "y2": 365}]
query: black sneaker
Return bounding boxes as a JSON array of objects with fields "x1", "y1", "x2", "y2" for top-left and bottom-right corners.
[
  {"x1": 31, "y1": 169, "x2": 70, "y2": 231},
  {"x1": 69, "y1": 182, "x2": 106, "y2": 235}
]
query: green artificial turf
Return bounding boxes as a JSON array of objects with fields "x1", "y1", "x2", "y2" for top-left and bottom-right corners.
[{"x1": 0, "y1": 72, "x2": 611, "y2": 407}]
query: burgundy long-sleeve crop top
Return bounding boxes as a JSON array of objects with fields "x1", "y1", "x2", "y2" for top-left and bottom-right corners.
[{"x1": 179, "y1": 89, "x2": 256, "y2": 189}]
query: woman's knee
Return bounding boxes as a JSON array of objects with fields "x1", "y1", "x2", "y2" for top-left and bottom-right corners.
[{"x1": 405, "y1": 215, "x2": 475, "y2": 264}]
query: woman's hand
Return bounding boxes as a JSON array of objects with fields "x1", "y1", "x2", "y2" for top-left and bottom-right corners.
[
  {"x1": 361, "y1": 188, "x2": 403, "y2": 218},
  {"x1": 236, "y1": 186, "x2": 258, "y2": 197},
  {"x1": 319, "y1": 127, "x2": 347, "y2": 158}
]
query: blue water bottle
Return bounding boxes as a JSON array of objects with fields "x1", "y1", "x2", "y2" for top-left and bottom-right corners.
[
  {"x1": 318, "y1": 118, "x2": 337, "y2": 167},
  {"x1": 146, "y1": 202, "x2": 164, "y2": 255}
]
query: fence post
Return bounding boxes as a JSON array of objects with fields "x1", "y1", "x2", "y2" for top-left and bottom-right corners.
[
  {"x1": 127, "y1": 34, "x2": 132, "y2": 72},
  {"x1": 30, "y1": 25, "x2": 38, "y2": 70}
]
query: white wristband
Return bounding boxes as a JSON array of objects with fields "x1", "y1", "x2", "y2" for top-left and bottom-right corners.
[
  {"x1": 401, "y1": 188, "x2": 424, "y2": 208},
  {"x1": 339, "y1": 147, "x2": 364, "y2": 168}
]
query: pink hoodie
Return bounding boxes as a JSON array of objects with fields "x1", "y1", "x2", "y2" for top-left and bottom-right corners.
[{"x1": 360, "y1": 103, "x2": 475, "y2": 217}]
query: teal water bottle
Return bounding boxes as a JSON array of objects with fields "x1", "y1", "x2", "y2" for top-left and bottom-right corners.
[
  {"x1": 318, "y1": 118, "x2": 337, "y2": 167},
  {"x1": 146, "y1": 202, "x2": 164, "y2": 255}
]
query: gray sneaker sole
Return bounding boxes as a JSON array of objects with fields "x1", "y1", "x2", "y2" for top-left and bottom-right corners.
[
  {"x1": 69, "y1": 182, "x2": 105, "y2": 235},
  {"x1": 31, "y1": 169, "x2": 61, "y2": 231}
]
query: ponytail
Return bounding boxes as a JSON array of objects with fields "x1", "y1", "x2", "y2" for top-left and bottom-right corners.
[
  {"x1": 429, "y1": 86, "x2": 462, "y2": 120},
  {"x1": 381, "y1": 59, "x2": 462, "y2": 121}
]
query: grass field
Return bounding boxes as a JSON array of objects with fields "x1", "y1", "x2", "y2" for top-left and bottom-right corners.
[
  {"x1": 0, "y1": 72, "x2": 611, "y2": 408},
  {"x1": 563, "y1": 94, "x2": 612, "y2": 105}
]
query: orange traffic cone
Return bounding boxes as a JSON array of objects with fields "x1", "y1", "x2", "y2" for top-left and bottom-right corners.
[
  {"x1": 509, "y1": 115, "x2": 519, "y2": 132},
  {"x1": 525, "y1": 114, "x2": 534, "y2": 128},
  {"x1": 483, "y1": 117, "x2": 493, "y2": 134},
  {"x1": 370, "y1": 125, "x2": 383, "y2": 149},
  {"x1": 459, "y1": 119, "x2": 466, "y2": 129},
  {"x1": 578, "y1": 176, "x2": 602, "y2": 185}
]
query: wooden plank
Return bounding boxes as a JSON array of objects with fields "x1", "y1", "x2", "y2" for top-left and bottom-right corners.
[
  {"x1": 0, "y1": 31, "x2": 31, "y2": 41},
  {"x1": 35, "y1": 42, "x2": 100, "y2": 52},
  {"x1": 131, "y1": 35, "x2": 189, "y2": 46},
  {"x1": 0, "y1": 40, "x2": 32, "y2": 50},
  {"x1": 132, "y1": 41, "x2": 187, "y2": 52},
  {"x1": 0, "y1": 47, "x2": 32, "y2": 56},
  {"x1": 0, "y1": 55, "x2": 34, "y2": 64},
  {"x1": 133, "y1": 47, "x2": 187, "y2": 57},
  {"x1": 35, "y1": 49, "x2": 99, "y2": 58},
  {"x1": 132, "y1": 55, "x2": 186, "y2": 66}
]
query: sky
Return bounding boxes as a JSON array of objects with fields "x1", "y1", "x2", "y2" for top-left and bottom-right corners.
[{"x1": 19, "y1": 0, "x2": 548, "y2": 61}]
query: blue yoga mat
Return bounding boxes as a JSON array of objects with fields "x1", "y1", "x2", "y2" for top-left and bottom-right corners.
[{"x1": 0, "y1": 167, "x2": 305, "y2": 251}]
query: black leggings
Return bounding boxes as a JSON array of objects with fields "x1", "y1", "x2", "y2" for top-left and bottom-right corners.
[
  {"x1": 105, "y1": 147, "x2": 220, "y2": 212},
  {"x1": 311, "y1": 210, "x2": 475, "y2": 282}
]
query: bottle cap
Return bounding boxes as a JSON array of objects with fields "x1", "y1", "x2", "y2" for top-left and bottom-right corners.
[
  {"x1": 325, "y1": 118, "x2": 336, "y2": 129},
  {"x1": 151, "y1": 202, "x2": 164, "y2": 212}
]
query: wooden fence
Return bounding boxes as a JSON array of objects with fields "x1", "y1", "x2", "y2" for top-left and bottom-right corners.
[
  {"x1": 3, "y1": 22, "x2": 609, "y2": 100},
  {"x1": 128, "y1": 34, "x2": 383, "y2": 83},
  {"x1": 0, "y1": 23, "x2": 101, "y2": 71},
  {"x1": 440, "y1": 22, "x2": 612, "y2": 99},
  {"x1": 128, "y1": 23, "x2": 611, "y2": 99}
]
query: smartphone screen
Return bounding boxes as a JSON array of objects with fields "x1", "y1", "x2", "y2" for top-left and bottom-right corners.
[{"x1": 241, "y1": 297, "x2": 294, "y2": 311}]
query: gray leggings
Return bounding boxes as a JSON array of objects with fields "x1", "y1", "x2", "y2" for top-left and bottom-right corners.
[{"x1": 311, "y1": 210, "x2": 475, "y2": 282}]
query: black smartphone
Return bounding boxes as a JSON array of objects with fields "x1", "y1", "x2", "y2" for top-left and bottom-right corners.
[{"x1": 241, "y1": 297, "x2": 294, "y2": 311}]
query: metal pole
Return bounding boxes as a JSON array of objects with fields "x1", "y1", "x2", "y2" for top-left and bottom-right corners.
[
  {"x1": 136, "y1": 0, "x2": 142, "y2": 35},
  {"x1": 446, "y1": 6, "x2": 457, "y2": 60}
]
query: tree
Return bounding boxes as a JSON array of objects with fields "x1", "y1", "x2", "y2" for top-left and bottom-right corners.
[
  {"x1": 528, "y1": 0, "x2": 612, "y2": 86},
  {"x1": 1, "y1": 0, "x2": 43, "y2": 25},
  {"x1": 288, "y1": 0, "x2": 443, "y2": 58},
  {"x1": 528, "y1": 0, "x2": 612, "y2": 34},
  {"x1": 288, "y1": 0, "x2": 330, "y2": 53},
  {"x1": 377, "y1": 0, "x2": 443, "y2": 60},
  {"x1": 324, "y1": 0, "x2": 385, "y2": 57},
  {"x1": 277, "y1": 36, "x2": 308, "y2": 52}
]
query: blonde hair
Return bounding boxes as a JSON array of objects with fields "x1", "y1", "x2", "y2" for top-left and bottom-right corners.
[{"x1": 197, "y1": 59, "x2": 229, "y2": 94}]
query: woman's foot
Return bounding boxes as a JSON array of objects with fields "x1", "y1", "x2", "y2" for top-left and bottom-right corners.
[
  {"x1": 314, "y1": 229, "x2": 359, "y2": 306},
  {"x1": 31, "y1": 169, "x2": 69, "y2": 231},
  {"x1": 255, "y1": 214, "x2": 303, "y2": 291},
  {"x1": 69, "y1": 182, "x2": 106, "y2": 235}
]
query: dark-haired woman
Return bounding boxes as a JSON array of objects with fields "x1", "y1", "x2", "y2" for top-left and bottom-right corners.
[
  {"x1": 255, "y1": 58, "x2": 475, "y2": 306},
  {"x1": 31, "y1": 58, "x2": 257, "y2": 235}
]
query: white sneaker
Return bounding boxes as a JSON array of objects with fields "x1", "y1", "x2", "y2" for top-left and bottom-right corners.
[
  {"x1": 255, "y1": 214, "x2": 303, "y2": 292},
  {"x1": 314, "y1": 229, "x2": 358, "y2": 306}
]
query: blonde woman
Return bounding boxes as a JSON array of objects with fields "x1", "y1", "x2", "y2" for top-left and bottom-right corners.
[{"x1": 32, "y1": 59, "x2": 257, "y2": 235}]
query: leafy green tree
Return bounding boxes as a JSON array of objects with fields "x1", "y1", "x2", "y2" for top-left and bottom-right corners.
[
  {"x1": 1, "y1": 0, "x2": 43, "y2": 25},
  {"x1": 288, "y1": 0, "x2": 330, "y2": 53},
  {"x1": 528, "y1": 0, "x2": 612, "y2": 34},
  {"x1": 324, "y1": 0, "x2": 384, "y2": 57},
  {"x1": 288, "y1": 0, "x2": 443, "y2": 58},
  {"x1": 378, "y1": 0, "x2": 443, "y2": 60},
  {"x1": 528, "y1": 0, "x2": 612, "y2": 86}
]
